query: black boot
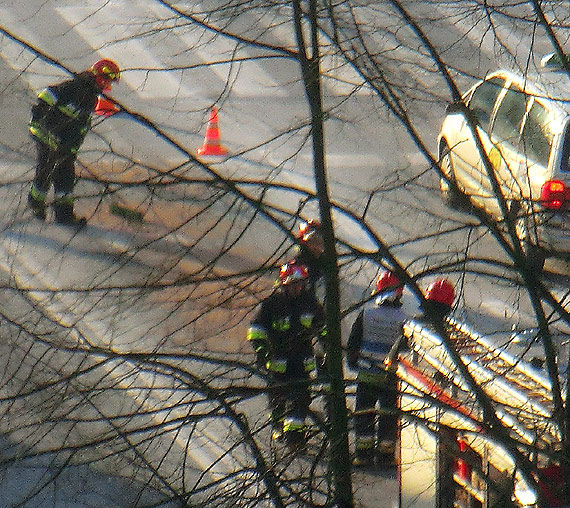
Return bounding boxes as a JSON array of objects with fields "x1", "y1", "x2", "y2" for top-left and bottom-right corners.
[
  {"x1": 53, "y1": 203, "x2": 86, "y2": 227},
  {"x1": 27, "y1": 192, "x2": 46, "y2": 220}
]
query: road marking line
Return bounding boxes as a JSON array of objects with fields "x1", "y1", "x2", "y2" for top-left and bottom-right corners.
[{"x1": 56, "y1": 5, "x2": 194, "y2": 99}]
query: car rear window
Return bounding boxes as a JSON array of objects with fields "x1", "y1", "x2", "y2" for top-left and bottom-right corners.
[
  {"x1": 492, "y1": 85, "x2": 528, "y2": 146},
  {"x1": 468, "y1": 77, "x2": 504, "y2": 131},
  {"x1": 520, "y1": 101, "x2": 554, "y2": 169}
]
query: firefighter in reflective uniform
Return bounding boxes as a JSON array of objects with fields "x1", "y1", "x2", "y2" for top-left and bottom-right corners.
[
  {"x1": 28, "y1": 59, "x2": 120, "y2": 225},
  {"x1": 347, "y1": 270, "x2": 407, "y2": 467},
  {"x1": 247, "y1": 261, "x2": 326, "y2": 442}
]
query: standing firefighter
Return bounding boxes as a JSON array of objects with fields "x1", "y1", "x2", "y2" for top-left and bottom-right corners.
[
  {"x1": 28, "y1": 59, "x2": 120, "y2": 226},
  {"x1": 347, "y1": 270, "x2": 407, "y2": 467},
  {"x1": 247, "y1": 261, "x2": 326, "y2": 443},
  {"x1": 294, "y1": 219, "x2": 324, "y2": 292}
]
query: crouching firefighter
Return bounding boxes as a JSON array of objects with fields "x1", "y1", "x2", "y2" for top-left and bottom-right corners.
[
  {"x1": 247, "y1": 261, "x2": 326, "y2": 443},
  {"x1": 347, "y1": 270, "x2": 407, "y2": 467}
]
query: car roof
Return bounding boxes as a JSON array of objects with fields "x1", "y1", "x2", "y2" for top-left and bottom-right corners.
[{"x1": 484, "y1": 67, "x2": 570, "y2": 115}]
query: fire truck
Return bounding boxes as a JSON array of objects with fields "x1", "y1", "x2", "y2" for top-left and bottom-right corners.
[{"x1": 396, "y1": 317, "x2": 564, "y2": 508}]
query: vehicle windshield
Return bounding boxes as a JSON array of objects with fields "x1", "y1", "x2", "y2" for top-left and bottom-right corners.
[{"x1": 468, "y1": 77, "x2": 504, "y2": 130}]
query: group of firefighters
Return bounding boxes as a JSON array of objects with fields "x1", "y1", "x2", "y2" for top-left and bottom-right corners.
[
  {"x1": 28, "y1": 61, "x2": 570, "y2": 508},
  {"x1": 247, "y1": 219, "x2": 456, "y2": 468},
  {"x1": 28, "y1": 59, "x2": 455, "y2": 469}
]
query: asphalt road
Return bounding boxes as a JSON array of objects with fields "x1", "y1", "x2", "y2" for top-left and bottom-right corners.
[{"x1": 0, "y1": 1, "x2": 568, "y2": 506}]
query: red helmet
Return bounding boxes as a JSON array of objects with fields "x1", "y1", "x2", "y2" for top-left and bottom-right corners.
[
  {"x1": 425, "y1": 278, "x2": 455, "y2": 307},
  {"x1": 375, "y1": 270, "x2": 403, "y2": 300},
  {"x1": 279, "y1": 261, "x2": 309, "y2": 286},
  {"x1": 297, "y1": 219, "x2": 321, "y2": 243},
  {"x1": 90, "y1": 59, "x2": 120, "y2": 90}
]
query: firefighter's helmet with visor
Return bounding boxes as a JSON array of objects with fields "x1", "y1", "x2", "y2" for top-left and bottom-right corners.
[
  {"x1": 425, "y1": 278, "x2": 455, "y2": 307},
  {"x1": 90, "y1": 59, "x2": 121, "y2": 90},
  {"x1": 279, "y1": 261, "x2": 309, "y2": 287},
  {"x1": 375, "y1": 270, "x2": 403, "y2": 303}
]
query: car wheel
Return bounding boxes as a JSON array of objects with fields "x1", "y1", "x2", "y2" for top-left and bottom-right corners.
[
  {"x1": 439, "y1": 144, "x2": 464, "y2": 210},
  {"x1": 515, "y1": 205, "x2": 546, "y2": 271}
]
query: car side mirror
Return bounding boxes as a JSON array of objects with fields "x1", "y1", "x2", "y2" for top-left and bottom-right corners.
[
  {"x1": 447, "y1": 102, "x2": 484, "y2": 126},
  {"x1": 446, "y1": 102, "x2": 463, "y2": 114}
]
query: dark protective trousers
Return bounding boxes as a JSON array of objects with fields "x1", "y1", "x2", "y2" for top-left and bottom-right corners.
[
  {"x1": 33, "y1": 140, "x2": 77, "y2": 196},
  {"x1": 354, "y1": 377, "x2": 397, "y2": 444},
  {"x1": 267, "y1": 363, "x2": 311, "y2": 429}
]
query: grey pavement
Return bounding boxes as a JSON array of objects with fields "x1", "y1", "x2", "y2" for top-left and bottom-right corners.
[{"x1": 0, "y1": 455, "x2": 175, "y2": 508}]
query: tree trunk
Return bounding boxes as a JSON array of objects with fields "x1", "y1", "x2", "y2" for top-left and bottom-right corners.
[{"x1": 292, "y1": 1, "x2": 354, "y2": 506}]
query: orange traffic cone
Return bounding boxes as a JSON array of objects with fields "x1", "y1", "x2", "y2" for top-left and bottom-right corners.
[{"x1": 197, "y1": 107, "x2": 227, "y2": 156}]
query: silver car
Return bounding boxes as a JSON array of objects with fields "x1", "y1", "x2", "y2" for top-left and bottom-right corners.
[{"x1": 437, "y1": 55, "x2": 570, "y2": 269}]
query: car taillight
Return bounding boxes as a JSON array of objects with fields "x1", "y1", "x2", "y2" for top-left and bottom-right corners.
[{"x1": 540, "y1": 180, "x2": 570, "y2": 210}]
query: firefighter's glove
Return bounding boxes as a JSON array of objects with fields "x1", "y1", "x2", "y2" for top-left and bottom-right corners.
[{"x1": 384, "y1": 335, "x2": 409, "y2": 372}]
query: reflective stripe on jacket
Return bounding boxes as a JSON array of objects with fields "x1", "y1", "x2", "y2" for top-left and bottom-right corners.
[
  {"x1": 247, "y1": 289, "x2": 325, "y2": 375},
  {"x1": 247, "y1": 324, "x2": 268, "y2": 343},
  {"x1": 29, "y1": 122, "x2": 61, "y2": 151},
  {"x1": 29, "y1": 74, "x2": 99, "y2": 153}
]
